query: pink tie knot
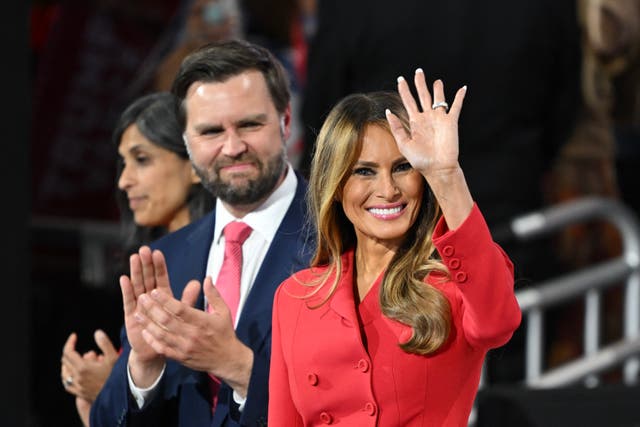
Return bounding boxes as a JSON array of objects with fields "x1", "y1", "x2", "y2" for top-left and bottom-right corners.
[{"x1": 224, "y1": 221, "x2": 252, "y2": 244}]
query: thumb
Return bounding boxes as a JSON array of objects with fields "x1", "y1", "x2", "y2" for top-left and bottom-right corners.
[
  {"x1": 181, "y1": 280, "x2": 202, "y2": 307},
  {"x1": 203, "y1": 277, "x2": 230, "y2": 316},
  {"x1": 63, "y1": 332, "x2": 78, "y2": 354},
  {"x1": 94, "y1": 329, "x2": 118, "y2": 361}
]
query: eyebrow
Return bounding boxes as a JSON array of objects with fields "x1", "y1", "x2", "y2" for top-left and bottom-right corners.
[
  {"x1": 354, "y1": 156, "x2": 408, "y2": 168},
  {"x1": 192, "y1": 113, "x2": 269, "y2": 133},
  {"x1": 128, "y1": 144, "x2": 152, "y2": 154},
  {"x1": 237, "y1": 113, "x2": 269, "y2": 125},
  {"x1": 118, "y1": 143, "x2": 146, "y2": 157}
]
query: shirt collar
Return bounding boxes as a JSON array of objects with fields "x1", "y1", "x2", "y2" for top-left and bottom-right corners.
[{"x1": 214, "y1": 163, "x2": 298, "y2": 244}]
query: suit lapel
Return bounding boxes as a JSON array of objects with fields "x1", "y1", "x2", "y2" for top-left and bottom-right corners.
[
  {"x1": 236, "y1": 176, "x2": 312, "y2": 344},
  {"x1": 169, "y1": 211, "x2": 216, "y2": 311}
]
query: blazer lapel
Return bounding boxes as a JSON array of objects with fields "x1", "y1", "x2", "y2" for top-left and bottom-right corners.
[{"x1": 328, "y1": 248, "x2": 360, "y2": 326}]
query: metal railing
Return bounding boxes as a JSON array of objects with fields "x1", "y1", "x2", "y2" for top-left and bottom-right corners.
[{"x1": 504, "y1": 197, "x2": 640, "y2": 387}]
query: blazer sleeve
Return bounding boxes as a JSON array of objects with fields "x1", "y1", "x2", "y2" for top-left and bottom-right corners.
[
  {"x1": 89, "y1": 325, "x2": 131, "y2": 427},
  {"x1": 90, "y1": 326, "x2": 176, "y2": 427},
  {"x1": 268, "y1": 284, "x2": 305, "y2": 426},
  {"x1": 214, "y1": 340, "x2": 271, "y2": 427},
  {"x1": 432, "y1": 203, "x2": 522, "y2": 349}
]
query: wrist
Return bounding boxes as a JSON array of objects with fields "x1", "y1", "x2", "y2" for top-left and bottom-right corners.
[
  {"x1": 217, "y1": 341, "x2": 254, "y2": 398},
  {"x1": 128, "y1": 351, "x2": 165, "y2": 388},
  {"x1": 422, "y1": 164, "x2": 463, "y2": 186}
]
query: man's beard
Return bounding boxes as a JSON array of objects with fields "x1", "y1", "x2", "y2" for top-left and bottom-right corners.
[{"x1": 194, "y1": 149, "x2": 286, "y2": 206}]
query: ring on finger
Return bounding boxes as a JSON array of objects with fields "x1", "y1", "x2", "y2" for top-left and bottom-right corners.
[{"x1": 432, "y1": 101, "x2": 449, "y2": 112}]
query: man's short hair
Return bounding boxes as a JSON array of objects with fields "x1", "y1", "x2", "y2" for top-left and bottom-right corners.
[{"x1": 171, "y1": 39, "x2": 291, "y2": 128}]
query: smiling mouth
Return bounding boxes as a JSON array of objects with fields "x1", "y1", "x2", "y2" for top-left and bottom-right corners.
[
  {"x1": 367, "y1": 205, "x2": 405, "y2": 219},
  {"x1": 219, "y1": 162, "x2": 256, "y2": 174}
]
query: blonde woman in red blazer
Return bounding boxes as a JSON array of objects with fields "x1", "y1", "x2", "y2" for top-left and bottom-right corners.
[{"x1": 269, "y1": 70, "x2": 522, "y2": 426}]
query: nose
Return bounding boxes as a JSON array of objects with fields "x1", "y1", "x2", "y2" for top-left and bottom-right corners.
[
  {"x1": 117, "y1": 164, "x2": 134, "y2": 191},
  {"x1": 377, "y1": 172, "x2": 400, "y2": 200},
  {"x1": 220, "y1": 128, "x2": 248, "y2": 157}
]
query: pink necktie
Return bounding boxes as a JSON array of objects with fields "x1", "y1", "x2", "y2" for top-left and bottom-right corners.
[
  {"x1": 211, "y1": 221, "x2": 253, "y2": 323},
  {"x1": 207, "y1": 221, "x2": 252, "y2": 412}
]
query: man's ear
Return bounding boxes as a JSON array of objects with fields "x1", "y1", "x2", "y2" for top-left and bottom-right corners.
[{"x1": 280, "y1": 105, "x2": 292, "y2": 141}]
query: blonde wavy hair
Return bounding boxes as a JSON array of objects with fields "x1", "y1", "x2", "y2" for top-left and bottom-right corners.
[{"x1": 305, "y1": 91, "x2": 452, "y2": 355}]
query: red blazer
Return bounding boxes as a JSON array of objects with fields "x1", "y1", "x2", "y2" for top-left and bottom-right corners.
[{"x1": 269, "y1": 204, "x2": 521, "y2": 426}]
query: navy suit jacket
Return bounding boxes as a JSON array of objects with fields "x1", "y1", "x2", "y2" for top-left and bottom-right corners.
[{"x1": 91, "y1": 174, "x2": 313, "y2": 427}]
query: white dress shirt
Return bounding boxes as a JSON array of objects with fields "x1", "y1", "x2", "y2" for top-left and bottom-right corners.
[{"x1": 128, "y1": 165, "x2": 298, "y2": 409}]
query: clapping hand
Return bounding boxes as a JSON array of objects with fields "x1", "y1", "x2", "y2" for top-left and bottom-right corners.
[
  {"x1": 135, "y1": 276, "x2": 253, "y2": 397},
  {"x1": 120, "y1": 246, "x2": 177, "y2": 386}
]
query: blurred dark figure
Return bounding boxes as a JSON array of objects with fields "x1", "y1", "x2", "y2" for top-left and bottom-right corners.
[
  {"x1": 153, "y1": 0, "x2": 243, "y2": 91},
  {"x1": 240, "y1": 0, "x2": 317, "y2": 167},
  {"x1": 543, "y1": 0, "x2": 640, "y2": 372},
  {"x1": 30, "y1": 0, "x2": 181, "y2": 220}
]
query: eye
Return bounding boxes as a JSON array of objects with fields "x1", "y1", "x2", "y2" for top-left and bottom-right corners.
[
  {"x1": 353, "y1": 167, "x2": 374, "y2": 176},
  {"x1": 135, "y1": 154, "x2": 150, "y2": 165},
  {"x1": 238, "y1": 121, "x2": 263, "y2": 131},
  {"x1": 394, "y1": 162, "x2": 413, "y2": 173},
  {"x1": 202, "y1": 128, "x2": 223, "y2": 136}
]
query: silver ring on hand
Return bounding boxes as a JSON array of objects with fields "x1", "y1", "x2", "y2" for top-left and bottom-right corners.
[
  {"x1": 63, "y1": 376, "x2": 73, "y2": 387},
  {"x1": 432, "y1": 101, "x2": 449, "y2": 112}
]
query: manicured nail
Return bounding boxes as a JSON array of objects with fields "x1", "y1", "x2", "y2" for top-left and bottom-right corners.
[
  {"x1": 397, "y1": 76, "x2": 405, "y2": 83},
  {"x1": 416, "y1": 68, "x2": 423, "y2": 74},
  {"x1": 462, "y1": 85, "x2": 467, "y2": 91}
]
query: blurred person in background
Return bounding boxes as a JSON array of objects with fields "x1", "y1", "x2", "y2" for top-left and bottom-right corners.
[
  {"x1": 60, "y1": 91, "x2": 213, "y2": 426},
  {"x1": 154, "y1": 0, "x2": 244, "y2": 92},
  {"x1": 542, "y1": 0, "x2": 640, "y2": 371}
]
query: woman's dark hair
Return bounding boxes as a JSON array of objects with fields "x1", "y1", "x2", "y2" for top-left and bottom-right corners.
[{"x1": 113, "y1": 92, "x2": 214, "y2": 260}]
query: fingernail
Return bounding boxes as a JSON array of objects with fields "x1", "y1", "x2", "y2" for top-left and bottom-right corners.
[
  {"x1": 397, "y1": 76, "x2": 405, "y2": 83},
  {"x1": 134, "y1": 312, "x2": 144, "y2": 322},
  {"x1": 462, "y1": 85, "x2": 468, "y2": 91},
  {"x1": 385, "y1": 108, "x2": 391, "y2": 117},
  {"x1": 416, "y1": 68, "x2": 423, "y2": 74},
  {"x1": 151, "y1": 289, "x2": 160, "y2": 299},
  {"x1": 95, "y1": 329, "x2": 105, "y2": 338}
]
